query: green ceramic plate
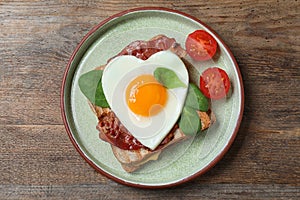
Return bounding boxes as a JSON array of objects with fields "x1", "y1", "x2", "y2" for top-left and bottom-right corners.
[{"x1": 61, "y1": 7, "x2": 244, "y2": 188}]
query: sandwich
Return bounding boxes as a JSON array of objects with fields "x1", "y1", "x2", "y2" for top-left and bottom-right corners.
[{"x1": 79, "y1": 34, "x2": 216, "y2": 172}]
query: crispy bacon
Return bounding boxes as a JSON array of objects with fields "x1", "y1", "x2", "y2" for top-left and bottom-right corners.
[
  {"x1": 116, "y1": 35, "x2": 177, "y2": 60},
  {"x1": 108, "y1": 35, "x2": 186, "y2": 62}
]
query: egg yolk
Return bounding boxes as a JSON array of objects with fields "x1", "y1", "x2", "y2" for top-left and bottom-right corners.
[{"x1": 126, "y1": 74, "x2": 168, "y2": 117}]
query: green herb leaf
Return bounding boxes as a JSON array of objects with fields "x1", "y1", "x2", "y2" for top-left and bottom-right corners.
[
  {"x1": 78, "y1": 70, "x2": 110, "y2": 108},
  {"x1": 94, "y1": 78, "x2": 110, "y2": 108},
  {"x1": 154, "y1": 67, "x2": 186, "y2": 89},
  {"x1": 185, "y1": 83, "x2": 209, "y2": 112},
  {"x1": 179, "y1": 106, "x2": 201, "y2": 136}
]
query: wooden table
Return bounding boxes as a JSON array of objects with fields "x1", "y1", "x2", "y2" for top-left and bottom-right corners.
[{"x1": 1, "y1": 0, "x2": 299, "y2": 199}]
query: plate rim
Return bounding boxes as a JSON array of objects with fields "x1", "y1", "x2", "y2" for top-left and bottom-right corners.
[{"x1": 60, "y1": 7, "x2": 244, "y2": 189}]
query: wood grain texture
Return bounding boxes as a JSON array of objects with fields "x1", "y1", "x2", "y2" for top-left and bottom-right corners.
[{"x1": 0, "y1": 0, "x2": 299, "y2": 199}]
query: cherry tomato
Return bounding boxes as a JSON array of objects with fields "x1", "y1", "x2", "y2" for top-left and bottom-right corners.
[
  {"x1": 200, "y1": 67, "x2": 231, "y2": 100},
  {"x1": 185, "y1": 30, "x2": 218, "y2": 61}
]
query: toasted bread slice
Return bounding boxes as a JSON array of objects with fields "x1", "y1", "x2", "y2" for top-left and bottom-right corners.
[{"x1": 86, "y1": 35, "x2": 215, "y2": 172}]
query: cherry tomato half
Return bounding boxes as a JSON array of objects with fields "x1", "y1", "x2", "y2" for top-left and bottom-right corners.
[
  {"x1": 185, "y1": 30, "x2": 218, "y2": 61},
  {"x1": 200, "y1": 67, "x2": 231, "y2": 100}
]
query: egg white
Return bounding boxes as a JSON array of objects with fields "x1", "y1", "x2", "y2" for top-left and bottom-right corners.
[{"x1": 101, "y1": 51, "x2": 189, "y2": 150}]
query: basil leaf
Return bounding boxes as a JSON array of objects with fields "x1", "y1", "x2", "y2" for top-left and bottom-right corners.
[
  {"x1": 154, "y1": 67, "x2": 186, "y2": 89},
  {"x1": 78, "y1": 70, "x2": 110, "y2": 108},
  {"x1": 185, "y1": 83, "x2": 208, "y2": 112},
  {"x1": 179, "y1": 106, "x2": 201, "y2": 136}
]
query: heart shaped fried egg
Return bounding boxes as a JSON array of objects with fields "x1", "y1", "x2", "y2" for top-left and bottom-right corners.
[{"x1": 101, "y1": 51, "x2": 189, "y2": 150}]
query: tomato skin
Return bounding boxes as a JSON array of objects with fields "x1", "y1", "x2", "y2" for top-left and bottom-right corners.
[
  {"x1": 185, "y1": 30, "x2": 218, "y2": 61},
  {"x1": 200, "y1": 67, "x2": 231, "y2": 100}
]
